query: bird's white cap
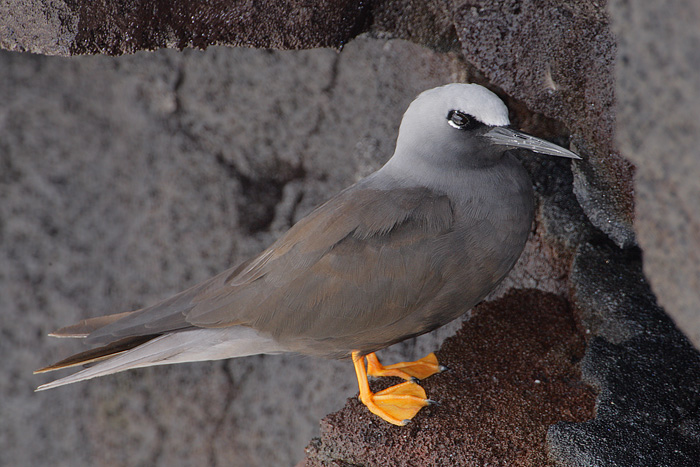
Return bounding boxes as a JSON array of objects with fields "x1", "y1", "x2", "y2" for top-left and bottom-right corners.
[{"x1": 411, "y1": 83, "x2": 511, "y2": 127}]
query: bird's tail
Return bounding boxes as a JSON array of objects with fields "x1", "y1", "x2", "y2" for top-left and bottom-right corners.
[
  {"x1": 34, "y1": 334, "x2": 157, "y2": 374},
  {"x1": 35, "y1": 321, "x2": 284, "y2": 391},
  {"x1": 35, "y1": 310, "x2": 151, "y2": 375}
]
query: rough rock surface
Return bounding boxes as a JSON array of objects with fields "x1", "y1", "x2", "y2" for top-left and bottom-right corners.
[
  {"x1": 610, "y1": 0, "x2": 700, "y2": 349},
  {"x1": 303, "y1": 290, "x2": 596, "y2": 467},
  {"x1": 548, "y1": 243, "x2": 700, "y2": 466},
  {"x1": 0, "y1": 0, "x2": 373, "y2": 54},
  {"x1": 4, "y1": 0, "x2": 698, "y2": 351},
  {"x1": 447, "y1": 1, "x2": 634, "y2": 249}
]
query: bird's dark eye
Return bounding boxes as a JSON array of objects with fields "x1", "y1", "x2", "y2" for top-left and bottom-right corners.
[{"x1": 447, "y1": 110, "x2": 480, "y2": 130}]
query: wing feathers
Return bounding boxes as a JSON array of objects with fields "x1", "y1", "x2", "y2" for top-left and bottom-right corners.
[
  {"x1": 38, "y1": 182, "x2": 456, "y2": 379},
  {"x1": 48, "y1": 311, "x2": 135, "y2": 338},
  {"x1": 185, "y1": 186, "x2": 453, "y2": 329}
]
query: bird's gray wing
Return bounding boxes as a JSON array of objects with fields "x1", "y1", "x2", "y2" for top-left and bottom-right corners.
[{"x1": 86, "y1": 183, "x2": 455, "y2": 350}]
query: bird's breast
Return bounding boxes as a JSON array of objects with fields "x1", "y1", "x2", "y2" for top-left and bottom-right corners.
[{"x1": 423, "y1": 158, "x2": 534, "y2": 318}]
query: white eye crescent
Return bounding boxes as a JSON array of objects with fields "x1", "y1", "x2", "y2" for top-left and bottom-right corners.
[{"x1": 447, "y1": 110, "x2": 479, "y2": 130}]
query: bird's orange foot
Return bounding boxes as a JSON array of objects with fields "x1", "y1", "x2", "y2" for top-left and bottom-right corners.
[
  {"x1": 352, "y1": 351, "x2": 436, "y2": 426},
  {"x1": 366, "y1": 351, "x2": 446, "y2": 381},
  {"x1": 360, "y1": 380, "x2": 432, "y2": 426}
]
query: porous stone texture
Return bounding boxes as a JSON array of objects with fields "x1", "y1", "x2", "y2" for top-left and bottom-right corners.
[
  {"x1": 304, "y1": 290, "x2": 596, "y2": 467},
  {"x1": 610, "y1": 0, "x2": 700, "y2": 349},
  {"x1": 446, "y1": 1, "x2": 635, "y2": 249},
  {"x1": 0, "y1": 0, "x2": 373, "y2": 54},
  {"x1": 0, "y1": 0, "x2": 76, "y2": 55}
]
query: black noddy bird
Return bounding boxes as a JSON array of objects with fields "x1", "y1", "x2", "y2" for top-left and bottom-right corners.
[{"x1": 35, "y1": 83, "x2": 579, "y2": 426}]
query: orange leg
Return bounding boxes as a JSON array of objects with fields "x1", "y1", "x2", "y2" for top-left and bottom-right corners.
[
  {"x1": 365, "y1": 351, "x2": 445, "y2": 381},
  {"x1": 352, "y1": 351, "x2": 433, "y2": 426}
]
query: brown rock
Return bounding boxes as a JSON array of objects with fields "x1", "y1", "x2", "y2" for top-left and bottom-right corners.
[{"x1": 303, "y1": 290, "x2": 596, "y2": 466}]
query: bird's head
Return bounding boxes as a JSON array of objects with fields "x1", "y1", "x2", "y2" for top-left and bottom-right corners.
[{"x1": 392, "y1": 83, "x2": 580, "y2": 171}]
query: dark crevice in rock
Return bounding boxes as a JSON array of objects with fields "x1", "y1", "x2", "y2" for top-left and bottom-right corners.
[
  {"x1": 142, "y1": 385, "x2": 168, "y2": 466},
  {"x1": 215, "y1": 152, "x2": 307, "y2": 235},
  {"x1": 207, "y1": 362, "x2": 235, "y2": 467},
  {"x1": 322, "y1": 52, "x2": 341, "y2": 96},
  {"x1": 172, "y1": 64, "x2": 186, "y2": 116},
  {"x1": 548, "y1": 242, "x2": 700, "y2": 466},
  {"x1": 236, "y1": 172, "x2": 285, "y2": 235},
  {"x1": 207, "y1": 361, "x2": 254, "y2": 467}
]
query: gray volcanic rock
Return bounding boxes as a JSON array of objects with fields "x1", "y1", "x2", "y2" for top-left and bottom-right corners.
[
  {"x1": 610, "y1": 0, "x2": 700, "y2": 349},
  {"x1": 0, "y1": 0, "x2": 635, "y2": 247}
]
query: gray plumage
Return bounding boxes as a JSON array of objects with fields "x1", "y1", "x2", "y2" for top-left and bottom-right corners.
[{"x1": 36, "y1": 83, "x2": 579, "y2": 390}]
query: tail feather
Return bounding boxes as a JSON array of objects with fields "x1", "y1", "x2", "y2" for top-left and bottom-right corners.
[
  {"x1": 34, "y1": 334, "x2": 158, "y2": 373},
  {"x1": 35, "y1": 326, "x2": 286, "y2": 391}
]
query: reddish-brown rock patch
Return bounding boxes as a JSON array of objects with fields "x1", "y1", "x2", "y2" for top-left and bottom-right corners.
[{"x1": 303, "y1": 289, "x2": 596, "y2": 466}]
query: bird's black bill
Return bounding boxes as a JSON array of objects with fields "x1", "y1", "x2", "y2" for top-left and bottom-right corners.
[{"x1": 485, "y1": 127, "x2": 581, "y2": 159}]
